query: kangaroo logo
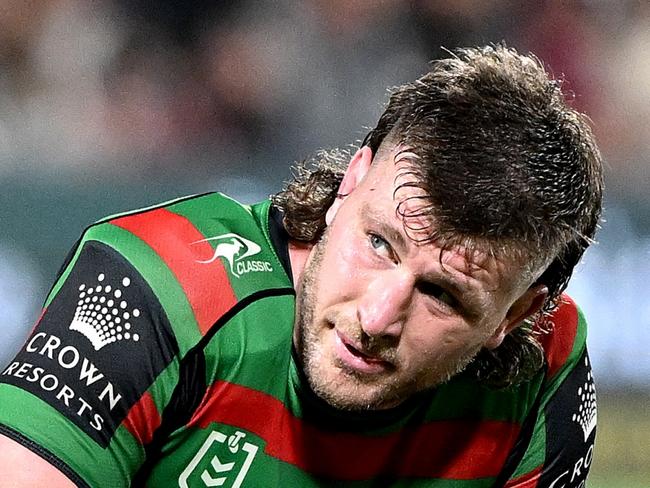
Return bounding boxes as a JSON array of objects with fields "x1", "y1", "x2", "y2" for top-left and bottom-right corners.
[{"x1": 194, "y1": 233, "x2": 262, "y2": 277}]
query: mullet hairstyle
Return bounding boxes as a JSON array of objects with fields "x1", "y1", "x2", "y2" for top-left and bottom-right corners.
[{"x1": 272, "y1": 45, "x2": 603, "y2": 388}]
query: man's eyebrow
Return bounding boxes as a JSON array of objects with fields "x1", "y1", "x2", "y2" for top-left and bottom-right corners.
[
  {"x1": 422, "y1": 271, "x2": 486, "y2": 319},
  {"x1": 360, "y1": 203, "x2": 407, "y2": 251}
]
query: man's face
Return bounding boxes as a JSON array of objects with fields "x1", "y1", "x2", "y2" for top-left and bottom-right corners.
[{"x1": 293, "y1": 148, "x2": 538, "y2": 411}]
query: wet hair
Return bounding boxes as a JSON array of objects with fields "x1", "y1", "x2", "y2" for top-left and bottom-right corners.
[{"x1": 272, "y1": 45, "x2": 603, "y2": 388}]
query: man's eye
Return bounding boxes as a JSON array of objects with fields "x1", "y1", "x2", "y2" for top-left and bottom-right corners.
[
  {"x1": 369, "y1": 233, "x2": 393, "y2": 257},
  {"x1": 417, "y1": 282, "x2": 458, "y2": 309}
]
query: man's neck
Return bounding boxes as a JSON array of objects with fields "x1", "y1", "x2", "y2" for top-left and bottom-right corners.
[{"x1": 288, "y1": 240, "x2": 313, "y2": 286}]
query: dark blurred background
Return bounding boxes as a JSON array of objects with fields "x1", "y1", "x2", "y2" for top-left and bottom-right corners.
[{"x1": 0, "y1": 1, "x2": 648, "y2": 485}]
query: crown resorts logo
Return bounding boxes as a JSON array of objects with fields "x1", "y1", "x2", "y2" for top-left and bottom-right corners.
[
  {"x1": 69, "y1": 273, "x2": 141, "y2": 351},
  {"x1": 572, "y1": 355, "x2": 597, "y2": 442},
  {"x1": 194, "y1": 233, "x2": 273, "y2": 278}
]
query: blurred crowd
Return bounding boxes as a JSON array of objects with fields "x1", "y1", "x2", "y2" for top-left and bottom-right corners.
[
  {"x1": 0, "y1": 0, "x2": 647, "y2": 198},
  {"x1": 0, "y1": 0, "x2": 649, "y2": 385}
]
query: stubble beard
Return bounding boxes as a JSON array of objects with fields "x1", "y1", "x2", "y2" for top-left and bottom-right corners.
[
  {"x1": 294, "y1": 230, "x2": 483, "y2": 411},
  {"x1": 294, "y1": 231, "x2": 394, "y2": 411}
]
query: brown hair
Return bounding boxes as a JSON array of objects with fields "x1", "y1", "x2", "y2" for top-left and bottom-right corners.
[{"x1": 272, "y1": 45, "x2": 603, "y2": 388}]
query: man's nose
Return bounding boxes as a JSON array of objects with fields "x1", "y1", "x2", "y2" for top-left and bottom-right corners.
[{"x1": 357, "y1": 271, "x2": 413, "y2": 338}]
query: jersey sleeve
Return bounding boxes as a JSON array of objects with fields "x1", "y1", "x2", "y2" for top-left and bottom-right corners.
[
  {"x1": 0, "y1": 220, "x2": 188, "y2": 487},
  {"x1": 502, "y1": 297, "x2": 597, "y2": 487}
]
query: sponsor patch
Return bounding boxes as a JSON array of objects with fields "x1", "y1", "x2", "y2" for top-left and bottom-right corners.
[
  {"x1": 539, "y1": 350, "x2": 597, "y2": 488},
  {"x1": 1, "y1": 241, "x2": 178, "y2": 447},
  {"x1": 69, "y1": 273, "x2": 141, "y2": 351},
  {"x1": 572, "y1": 355, "x2": 597, "y2": 442}
]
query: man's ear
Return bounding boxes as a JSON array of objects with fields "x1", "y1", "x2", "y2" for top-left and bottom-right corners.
[
  {"x1": 484, "y1": 284, "x2": 548, "y2": 350},
  {"x1": 325, "y1": 146, "x2": 373, "y2": 225}
]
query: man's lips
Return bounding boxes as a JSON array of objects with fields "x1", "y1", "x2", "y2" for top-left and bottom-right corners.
[
  {"x1": 344, "y1": 342, "x2": 384, "y2": 363},
  {"x1": 333, "y1": 330, "x2": 393, "y2": 374}
]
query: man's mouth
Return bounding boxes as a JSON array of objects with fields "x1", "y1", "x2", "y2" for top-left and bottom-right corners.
[
  {"x1": 344, "y1": 341, "x2": 383, "y2": 362},
  {"x1": 333, "y1": 330, "x2": 393, "y2": 374}
]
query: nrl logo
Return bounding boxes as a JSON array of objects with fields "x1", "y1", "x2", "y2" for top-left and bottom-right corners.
[
  {"x1": 194, "y1": 233, "x2": 273, "y2": 278},
  {"x1": 178, "y1": 430, "x2": 258, "y2": 488}
]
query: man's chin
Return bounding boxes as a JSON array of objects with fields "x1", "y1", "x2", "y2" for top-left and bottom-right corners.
[
  {"x1": 305, "y1": 368, "x2": 404, "y2": 411},
  {"x1": 312, "y1": 388, "x2": 397, "y2": 411}
]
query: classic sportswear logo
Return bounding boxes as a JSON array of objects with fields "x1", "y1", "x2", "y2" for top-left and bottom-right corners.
[
  {"x1": 194, "y1": 233, "x2": 273, "y2": 278},
  {"x1": 572, "y1": 355, "x2": 597, "y2": 441},
  {"x1": 179, "y1": 429, "x2": 259, "y2": 488},
  {"x1": 69, "y1": 273, "x2": 141, "y2": 351}
]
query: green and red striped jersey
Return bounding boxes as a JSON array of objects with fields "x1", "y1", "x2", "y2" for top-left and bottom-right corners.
[{"x1": 0, "y1": 193, "x2": 596, "y2": 487}]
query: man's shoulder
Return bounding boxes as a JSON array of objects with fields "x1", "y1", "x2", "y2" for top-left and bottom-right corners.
[
  {"x1": 537, "y1": 295, "x2": 588, "y2": 381},
  {"x1": 59, "y1": 191, "x2": 291, "y2": 344},
  {"x1": 79, "y1": 192, "x2": 280, "y2": 283},
  {"x1": 88, "y1": 192, "x2": 263, "y2": 240}
]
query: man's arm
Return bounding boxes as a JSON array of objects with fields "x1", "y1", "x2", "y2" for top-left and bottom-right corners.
[
  {"x1": 0, "y1": 193, "x2": 266, "y2": 485},
  {"x1": 0, "y1": 434, "x2": 75, "y2": 487},
  {"x1": 0, "y1": 218, "x2": 184, "y2": 486}
]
